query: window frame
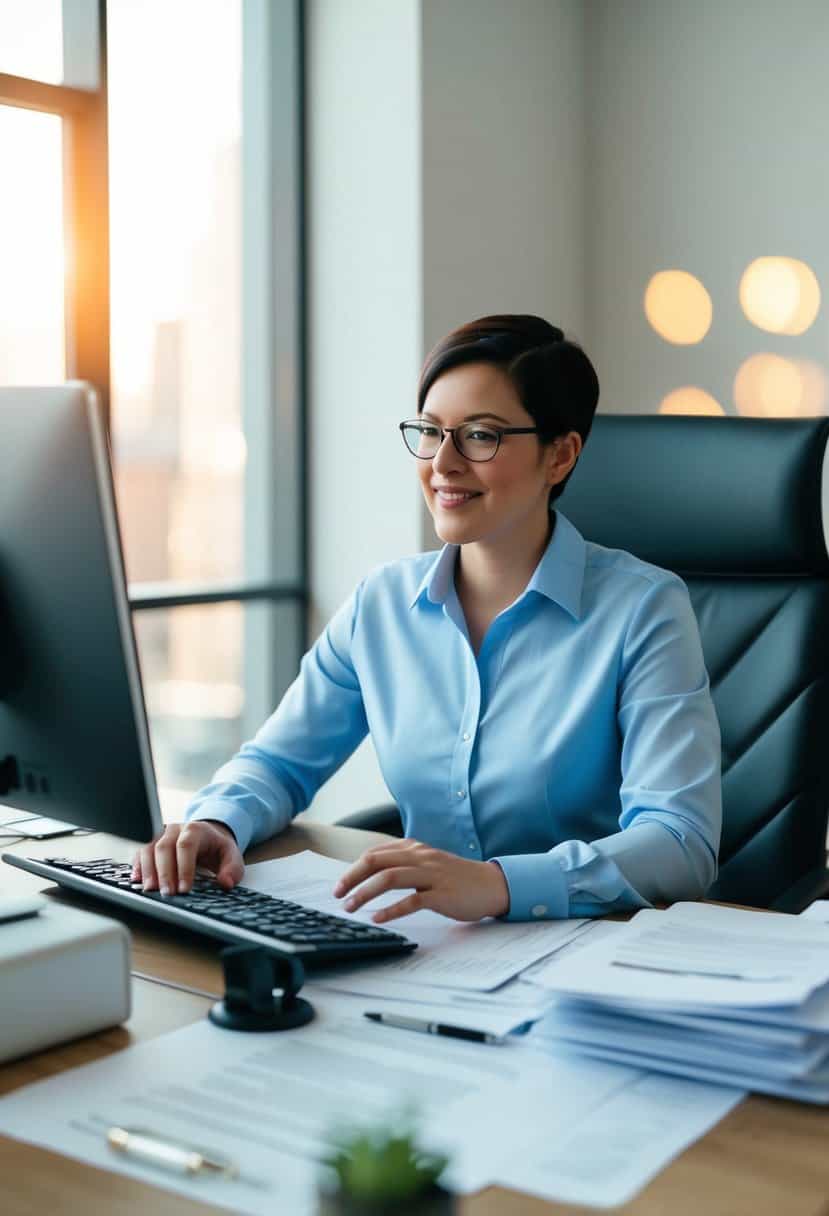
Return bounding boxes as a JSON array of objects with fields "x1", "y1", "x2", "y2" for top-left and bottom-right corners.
[{"x1": 0, "y1": 0, "x2": 307, "y2": 747}]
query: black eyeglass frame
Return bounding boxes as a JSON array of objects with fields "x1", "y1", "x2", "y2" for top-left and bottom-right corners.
[{"x1": 398, "y1": 419, "x2": 541, "y2": 463}]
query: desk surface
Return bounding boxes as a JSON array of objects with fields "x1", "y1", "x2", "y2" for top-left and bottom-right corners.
[{"x1": 2, "y1": 820, "x2": 829, "y2": 1216}]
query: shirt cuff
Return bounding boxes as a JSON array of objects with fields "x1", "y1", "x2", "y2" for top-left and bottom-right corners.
[
  {"x1": 491, "y1": 853, "x2": 570, "y2": 921},
  {"x1": 185, "y1": 800, "x2": 254, "y2": 854}
]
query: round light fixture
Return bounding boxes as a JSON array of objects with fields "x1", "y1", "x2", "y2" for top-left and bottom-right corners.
[
  {"x1": 739, "y1": 257, "x2": 820, "y2": 336},
  {"x1": 644, "y1": 270, "x2": 712, "y2": 345},
  {"x1": 658, "y1": 387, "x2": 725, "y2": 416},
  {"x1": 734, "y1": 353, "x2": 827, "y2": 417}
]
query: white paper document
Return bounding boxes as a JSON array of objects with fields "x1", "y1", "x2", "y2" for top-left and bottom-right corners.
[
  {"x1": 597, "y1": 979, "x2": 829, "y2": 1035},
  {"x1": 613, "y1": 920, "x2": 826, "y2": 981},
  {"x1": 583, "y1": 1000, "x2": 817, "y2": 1049},
  {"x1": 305, "y1": 978, "x2": 551, "y2": 1037},
  {"x1": 801, "y1": 900, "x2": 829, "y2": 923},
  {"x1": 0, "y1": 989, "x2": 744, "y2": 1212},
  {"x1": 489, "y1": 1061, "x2": 743, "y2": 1208},
  {"x1": 535, "y1": 902, "x2": 829, "y2": 1011},
  {"x1": 244, "y1": 851, "x2": 589, "y2": 991},
  {"x1": 0, "y1": 995, "x2": 527, "y2": 1215},
  {"x1": 521, "y1": 903, "x2": 829, "y2": 1104},
  {"x1": 520, "y1": 918, "x2": 625, "y2": 985},
  {"x1": 542, "y1": 999, "x2": 829, "y2": 1079},
  {"x1": 538, "y1": 1036, "x2": 829, "y2": 1105}
]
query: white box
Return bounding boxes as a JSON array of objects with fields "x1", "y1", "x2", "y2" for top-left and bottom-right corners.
[{"x1": 0, "y1": 901, "x2": 131, "y2": 1063}]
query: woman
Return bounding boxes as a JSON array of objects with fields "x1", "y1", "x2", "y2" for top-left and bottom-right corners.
[{"x1": 134, "y1": 314, "x2": 721, "y2": 923}]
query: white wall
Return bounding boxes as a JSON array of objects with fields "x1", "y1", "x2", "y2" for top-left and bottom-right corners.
[
  {"x1": 585, "y1": 0, "x2": 829, "y2": 415},
  {"x1": 304, "y1": 0, "x2": 586, "y2": 821},
  {"x1": 421, "y1": 0, "x2": 586, "y2": 352},
  {"x1": 305, "y1": 0, "x2": 422, "y2": 820}
]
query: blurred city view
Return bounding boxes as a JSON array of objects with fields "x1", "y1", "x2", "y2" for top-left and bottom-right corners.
[{"x1": 108, "y1": 0, "x2": 248, "y2": 793}]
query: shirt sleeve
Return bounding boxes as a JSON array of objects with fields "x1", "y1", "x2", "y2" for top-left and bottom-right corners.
[
  {"x1": 494, "y1": 574, "x2": 722, "y2": 920},
  {"x1": 184, "y1": 583, "x2": 369, "y2": 853}
]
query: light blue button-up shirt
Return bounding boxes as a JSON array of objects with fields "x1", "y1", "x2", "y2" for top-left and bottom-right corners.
[{"x1": 186, "y1": 512, "x2": 721, "y2": 920}]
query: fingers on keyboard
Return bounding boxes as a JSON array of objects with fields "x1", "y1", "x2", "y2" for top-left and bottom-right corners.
[
  {"x1": 154, "y1": 826, "x2": 184, "y2": 895},
  {"x1": 175, "y1": 826, "x2": 200, "y2": 893},
  {"x1": 139, "y1": 844, "x2": 159, "y2": 891}
]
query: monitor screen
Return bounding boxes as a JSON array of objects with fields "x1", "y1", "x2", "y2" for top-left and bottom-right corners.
[{"x1": 0, "y1": 383, "x2": 162, "y2": 842}]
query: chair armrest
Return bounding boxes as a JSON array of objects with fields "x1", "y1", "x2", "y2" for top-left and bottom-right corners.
[
  {"x1": 769, "y1": 861, "x2": 829, "y2": 914},
  {"x1": 335, "y1": 803, "x2": 404, "y2": 837}
]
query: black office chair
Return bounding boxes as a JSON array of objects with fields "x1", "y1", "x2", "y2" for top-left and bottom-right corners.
[{"x1": 337, "y1": 415, "x2": 829, "y2": 912}]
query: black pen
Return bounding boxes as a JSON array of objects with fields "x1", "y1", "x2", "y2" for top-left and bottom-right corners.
[{"x1": 364, "y1": 1011, "x2": 505, "y2": 1044}]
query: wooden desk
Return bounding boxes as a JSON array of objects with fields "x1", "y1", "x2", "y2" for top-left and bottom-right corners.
[{"x1": 2, "y1": 822, "x2": 829, "y2": 1216}]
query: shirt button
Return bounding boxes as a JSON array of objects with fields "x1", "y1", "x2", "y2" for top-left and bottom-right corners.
[
  {"x1": 457, "y1": 790, "x2": 465, "y2": 799},
  {"x1": 531, "y1": 904, "x2": 548, "y2": 918},
  {"x1": 462, "y1": 732, "x2": 471, "y2": 742},
  {"x1": 468, "y1": 843, "x2": 476, "y2": 850}
]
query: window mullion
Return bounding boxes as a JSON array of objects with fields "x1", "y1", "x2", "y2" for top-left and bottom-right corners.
[
  {"x1": 0, "y1": 72, "x2": 93, "y2": 115},
  {"x1": 128, "y1": 582, "x2": 307, "y2": 611},
  {"x1": 241, "y1": 0, "x2": 304, "y2": 736}
]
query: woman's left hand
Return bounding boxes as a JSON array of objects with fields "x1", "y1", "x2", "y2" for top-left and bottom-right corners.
[{"x1": 333, "y1": 839, "x2": 510, "y2": 923}]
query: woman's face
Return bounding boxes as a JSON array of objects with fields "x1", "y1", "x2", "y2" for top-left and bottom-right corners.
[{"x1": 417, "y1": 361, "x2": 579, "y2": 550}]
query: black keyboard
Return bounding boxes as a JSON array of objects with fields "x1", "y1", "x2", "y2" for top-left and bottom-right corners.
[{"x1": 1, "y1": 854, "x2": 417, "y2": 966}]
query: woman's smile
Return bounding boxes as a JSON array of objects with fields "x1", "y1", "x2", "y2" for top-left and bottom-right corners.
[{"x1": 431, "y1": 484, "x2": 483, "y2": 509}]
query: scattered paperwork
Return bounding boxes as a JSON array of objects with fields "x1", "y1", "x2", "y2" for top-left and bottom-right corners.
[
  {"x1": 0, "y1": 989, "x2": 743, "y2": 1212},
  {"x1": 532, "y1": 902, "x2": 829, "y2": 1010},
  {"x1": 244, "y1": 851, "x2": 590, "y2": 991},
  {"x1": 539, "y1": 1000, "x2": 829, "y2": 1078},
  {"x1": 485, "y1": 1062, "x2": 742, "y2": 1208},
  {"x1": 304, "y1": 978, "x2": 551, "y2": 1038},
  {"x1": 520, "y1": 918, "x2": 625, "y2": 985},
  {"x1": 9, "y1": 850, "x2": 795, "y2": 1206},
  {"x1": 530, "y1": 1031, "x2": 829, "y2": 1104},
  {"x1": 529, "y1": 901, "x2": 829, "y2": 1103}
]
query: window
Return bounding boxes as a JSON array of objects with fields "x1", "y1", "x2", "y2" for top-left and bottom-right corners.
[
  {"x1": 108, "y1": 0, "x2": 244, "y2": 585},
  {"x1": 0, "y1": 0, "x2": 305, "y2": 795},
  {"x1": 0, "y1": 105, "x2": 65, "y2": 384}
]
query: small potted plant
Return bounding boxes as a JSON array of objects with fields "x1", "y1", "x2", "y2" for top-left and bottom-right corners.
[{"x1": 317, "y1": 1111, "x2": 454, "y2": 1215}]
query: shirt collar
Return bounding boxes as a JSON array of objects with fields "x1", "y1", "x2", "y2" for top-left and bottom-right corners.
[
  {"x1": 409, "y1": 510, "x2": 586, "y2": 620},
  {"x1": 409, "y1": 543, "x2": 458, "y2": 608},
  {"x1": 524, "y1": 511, "x2": 586, "y2": 620}
]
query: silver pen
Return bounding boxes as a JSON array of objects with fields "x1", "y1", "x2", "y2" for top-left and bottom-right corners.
[
  {"x1": 364, "y1": 1011, "x2": 505, "y2": 1044},
  {"x1": 107, "y1": 1125, "x2": 239, "y2": 1178}
]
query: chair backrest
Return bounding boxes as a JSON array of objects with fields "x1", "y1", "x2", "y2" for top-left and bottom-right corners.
[{"x1": 559, "y1": 414, "x2": 829, "y2": 908}]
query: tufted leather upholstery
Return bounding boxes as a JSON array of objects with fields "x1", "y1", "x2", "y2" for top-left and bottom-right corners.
[{"x1": 338, "y1": 415, "x2": 829, "y2": 911}]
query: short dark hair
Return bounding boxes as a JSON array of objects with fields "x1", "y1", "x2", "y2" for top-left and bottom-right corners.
[{"x1": 417, "y1": 314, "x2": 600, "y2": 503}]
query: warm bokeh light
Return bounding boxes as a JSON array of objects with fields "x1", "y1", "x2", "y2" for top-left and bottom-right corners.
[
  {"x1": 644, "y1": 270, "x2": 712, "y2": 345},
  {"x1": 739, "y1": 257, "x2": 821, "y2": 335},
  {"x1": 658, "y1": 387, "x2": 726, "y2": 416},
  {"x1": 734, "y1": 353, "x2": 828, "y2": 417}
]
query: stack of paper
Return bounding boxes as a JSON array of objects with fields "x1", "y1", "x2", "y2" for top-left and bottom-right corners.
[{"x1": 523, "y1": 901, "x2": 829, "y2": 1102}]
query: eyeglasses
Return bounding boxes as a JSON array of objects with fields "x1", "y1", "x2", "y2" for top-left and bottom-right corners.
[{"x1": 399, "y1": 419, "x2": 540, "y2": 463}]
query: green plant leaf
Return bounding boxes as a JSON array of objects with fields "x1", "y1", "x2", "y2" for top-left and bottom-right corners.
[{"x1": 321, "y1": 1110, "x2": 449, "y2": 1201}]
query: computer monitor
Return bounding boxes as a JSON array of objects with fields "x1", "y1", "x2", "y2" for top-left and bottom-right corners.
[{"x1": 0, "y1": 383, "x2": 163, "y2": 842}]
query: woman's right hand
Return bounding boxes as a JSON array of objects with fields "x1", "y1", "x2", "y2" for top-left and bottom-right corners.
[{"x1": 132, "y1": 820, "x2": 244, "y2": 895}]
